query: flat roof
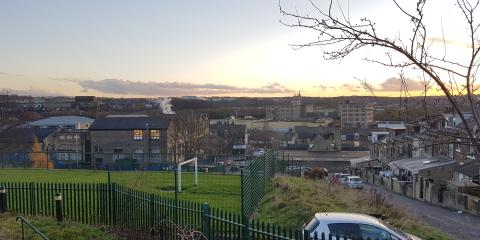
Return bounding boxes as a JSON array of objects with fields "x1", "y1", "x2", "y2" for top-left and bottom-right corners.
[
  {"x1": 29, "y1": 116, "x2": 94, "y2": 126},
  {"x1": 283, "y1": 150, "x2": 369, "y2": 162},
  {"x1": 389, "y1": 157, "x2": 456, "y2": 174}
]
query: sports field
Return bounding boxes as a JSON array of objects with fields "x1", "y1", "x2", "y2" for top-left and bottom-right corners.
[{"x1": 0, "y1": 169, "x2": 241, "y2": 212}]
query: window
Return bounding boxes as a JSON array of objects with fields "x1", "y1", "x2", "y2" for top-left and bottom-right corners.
[
  {"x1": 468, "y1": 143, "x2": 476, "y2": 159},
  {"x1": 304, "y1": 217, "x2": 320, "y2": 234},
  {"x1": 94, "y1": 146, "x2": 103, "y2": 153},
  {"x1": 327, "y1": 223, "x2": 361, "y2": 239},
  {"x1": 150, "y1": 129, "x2": 160, "y2": 140},
  {"x1": 354, "y1": 133, "x2": 360, "y2": 140},
  {"x1": 456, "y1": 138, "x2": 461, "y2": 152},
  {"x1": 133, "y1": 148, "x2": 144, "y2": 160},
  {"x1": 358, "y1": 224, "x2": 393, "y2": 240},
  {"x1": 133, "y1": 130, "x2": 143, "y2": 140},
  {"x1": 151, "y1": 148, "x2": 162, "y2": 161}
]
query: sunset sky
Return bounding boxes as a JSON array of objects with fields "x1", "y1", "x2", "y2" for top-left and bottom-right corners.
[{"x1": 0, "y1": 0, "x2": 474, "y2": 97}]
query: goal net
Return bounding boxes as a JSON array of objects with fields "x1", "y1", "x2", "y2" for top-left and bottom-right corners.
[{"x1": 177, "y1": 157, "x2": 198, "y2": 192}]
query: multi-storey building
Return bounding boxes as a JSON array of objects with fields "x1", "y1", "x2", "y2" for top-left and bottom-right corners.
[
  {"x1": 265, "y1": 98, "x2": 302, "y2": 120},
  {"x1": 338, "y1": 101, "x2": 373, "y2": 128},
  {"x1": 89, "y1": 115, "x2": 170, "y2": 170}
]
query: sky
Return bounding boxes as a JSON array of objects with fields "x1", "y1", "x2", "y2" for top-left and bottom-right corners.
[{"x1": 0, "y1": 0, "x2": 475, "y2": 97}]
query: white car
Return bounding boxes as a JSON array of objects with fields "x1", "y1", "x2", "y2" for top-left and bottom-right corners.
[
  {"x1": 344, "y1": 176, "x2": 364, "y2": 189},
  {"x1": 338, "y1": 174, "x2": 351, "y2": 184},
  {"x1": 303, "y1": 213, "x2": 421, "y2": 240}
]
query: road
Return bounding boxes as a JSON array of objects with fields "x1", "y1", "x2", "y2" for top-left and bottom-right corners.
[{"x1": 366, "y1": 184, "x2": 480, "y2": 240}]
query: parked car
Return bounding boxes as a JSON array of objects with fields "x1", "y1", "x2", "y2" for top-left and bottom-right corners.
[
  {"x1": 330, "y1": 173, "x2": 349, "y2": 184},
  {"x1": 333, "y1": 173, "x2": 350, "y2": 184},
  {"x1": 344, "y1": 176, "x2": 364, "y2": 189},
  {"x1": 303, "y1": 213, "x2": 421, "y2": 240}
]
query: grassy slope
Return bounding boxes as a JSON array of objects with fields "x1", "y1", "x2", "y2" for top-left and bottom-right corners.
[
  {"x1": 0, "y1": 213, "x2": 116, "y2": 240},
  {"x1": 0, "y1": 169, "x2": 240, "y2": 212},
  {"x1": 256, "y1": 177, "x2": 451, "y2": 240}
]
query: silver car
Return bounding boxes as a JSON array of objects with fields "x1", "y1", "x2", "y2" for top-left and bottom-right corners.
[
  {"x1": 344, "y1": 176, "x2": 364, "y2": 189},
  {"x1": 303, "y1": 213, "x2": 421, "y2": 240}
]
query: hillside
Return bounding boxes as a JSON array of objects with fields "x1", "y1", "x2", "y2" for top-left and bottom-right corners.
[{"x1": 255, "y1": 177, "x2": 450, "y2": 240}]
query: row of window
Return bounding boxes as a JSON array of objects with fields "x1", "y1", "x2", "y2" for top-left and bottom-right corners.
[
  {"x1": 94, "y1": 147, "x2": 162, "y2": 154},
  {"x1": 58, "y1": 134, "x2": 81, "y2": 140},
  {"x1": 133, "y1": 129, "x2": 161, "y2": 140}
]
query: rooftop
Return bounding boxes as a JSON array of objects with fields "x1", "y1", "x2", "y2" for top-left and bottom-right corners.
[
  {"x1": 29, "y1": 116, "x2": 94, "y2": 126},
  {"x1": 389, "y1": 156, "x2": 456, "y2": 174},
  {"x1": 90, "y1": 116, "x2": 170, "y2": 130}
]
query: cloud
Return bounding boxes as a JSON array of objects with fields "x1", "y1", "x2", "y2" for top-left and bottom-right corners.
[
  {"x1": 71, "y1": 79, "x2": 295, "y2": 96},
  {"x1": 340, "y1": 84, "x2": 362, "y2": 92},
  {"x1": 427, "y1": 37, "x2": 470, "y2": 48},
  {"x1": 374, "y1": 77, "x2": 424, "y2": 92},
  {"x1": 310, "y1": 77, "x2": 425, "y2": 94},
  {"x1": 314, "y1": 85, "x2": 328, "y2": 91},
  {"x1": 2, "y1": 88, "x2": 65, "y2": 97},
  {"x1": 0, "y1": 71, "x2": 23, "y2": 77}
]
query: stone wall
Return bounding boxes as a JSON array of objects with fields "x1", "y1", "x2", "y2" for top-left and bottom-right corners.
[{"x1": 360, "y1": 170, "x2": 480, "y2": 216}]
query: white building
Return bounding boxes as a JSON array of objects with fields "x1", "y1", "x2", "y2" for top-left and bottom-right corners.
[{"x1": 28, "y1": 116, "x2": 94, "y2": 130}]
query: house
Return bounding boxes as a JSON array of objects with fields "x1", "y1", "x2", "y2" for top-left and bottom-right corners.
[
  {"x1": 73, "y1": 96, "x2": 98, "y2": 110},
  {"x1": 247, "y1": 129, "x2": 291, "y2": 150},
  {"x1": 0, "y1": 127, "x2": 56, "y2": 168},
  {"x1": 291, "y1": 126, "x2": 340, "y2": 151},
  {"x1": 341, "y1": 128, "x2": 371, "y2": 151},
  {"x1": 89, "y1": 115, "x2": 171, "y2": 170},
  {"x1": 209, "y1": 123, "x2": 247, "y2": 155}
]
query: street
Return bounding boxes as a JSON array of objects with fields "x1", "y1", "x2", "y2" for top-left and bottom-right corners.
[{"x1": 366, "y1": 184, "x2": 480, "y2": 240}]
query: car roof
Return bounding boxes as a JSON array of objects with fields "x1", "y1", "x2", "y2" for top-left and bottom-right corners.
[
  {"x1": 348, "y1": 176, "x2": 361, "y2": 178},
  {"x1": 314, "y1": 213, "x2": 382, "y2": 226}
]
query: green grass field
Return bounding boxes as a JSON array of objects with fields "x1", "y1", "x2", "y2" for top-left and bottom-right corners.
[{"x1": 0, "y1": 169, "x2": 241, "y2": 212}]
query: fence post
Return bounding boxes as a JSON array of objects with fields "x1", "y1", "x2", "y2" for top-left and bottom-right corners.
[
  {"x1": 0, "y1": 186, "x2": 6, "y2": 213},
  {"x1": 29, "y1": 182, "x2": 35, "y2": 215},
  {"x1": 55, "y1": 192, "x2": 63, "y2": 222},
  {"x1": 174, "y1": 170, "x2": 179, "y2": 200},
  {"x1": 110, "y1": 183, "x2": 116, "y2": 226},
  {"x1": 243, "y1": 214, "x2": 250, "y2": 240},
  {"x1": 240, "y1": 169, "x2": 244, "y2": 217},
  {"x1": 201, "y1": 203, "x2": 210, "y2": 239},
  {"x1": 149, "y1": 193, "x2": 155, "y2": 236}
]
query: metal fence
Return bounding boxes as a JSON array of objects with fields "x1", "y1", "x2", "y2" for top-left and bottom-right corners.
[
  {"x1": 241, "y1": 151, "x2": 300, "y2": 218},
  {"x1": 0, "y1": 151, "x2": 257, "y2": 171},
  {"x1": 0, "y1": 181, "x2": 306, "y2": 239}
]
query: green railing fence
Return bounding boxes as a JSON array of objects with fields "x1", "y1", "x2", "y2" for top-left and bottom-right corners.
[
  {"x1": 0, "y1": 151, "x2": 308, "y2": 239},
  {"x1": 0, "y1": 181, "x2": 304, "y2": 239}
]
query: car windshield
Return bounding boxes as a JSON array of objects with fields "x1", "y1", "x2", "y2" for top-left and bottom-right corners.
[
  {"x1": 350, "y1": 177, "x2": 361, "y2": 182},
  {"x1": 379, "y1": 220, "x2": 409, "y2": 238}
]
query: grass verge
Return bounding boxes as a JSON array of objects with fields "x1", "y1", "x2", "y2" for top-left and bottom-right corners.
[
  {"x1": 255, "y1": 177, "x2": 451, "y2": 240},
  {"x1": 0, "y1": 212, "x2": 117, "y2": 240}
]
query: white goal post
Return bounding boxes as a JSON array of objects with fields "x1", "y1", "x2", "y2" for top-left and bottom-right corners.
[{"x1": 177, "y1": 157, "x2": 198, "y2": 192}]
